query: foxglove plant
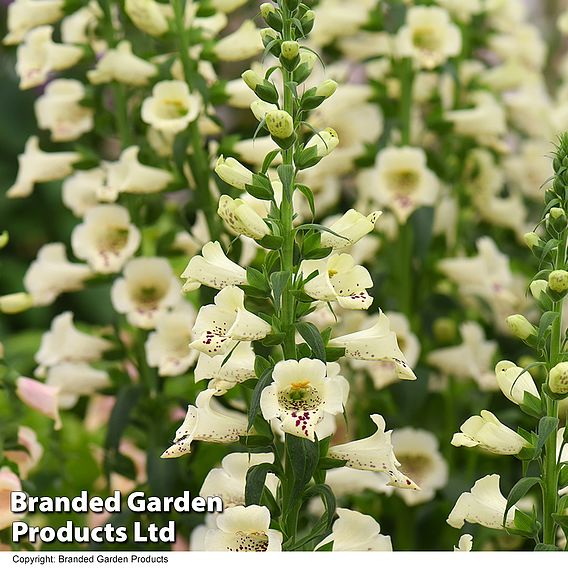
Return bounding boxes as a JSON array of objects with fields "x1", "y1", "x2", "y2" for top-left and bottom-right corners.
[{"x1": 161, "y1": 0, "x2": 419, "y2": 551}]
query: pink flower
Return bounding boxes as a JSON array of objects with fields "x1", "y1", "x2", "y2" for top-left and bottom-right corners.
[
  {"x1": 0, "y1": 466, "x2": 24, "y2": 531},
  {"x1": 16, "y1": 377, "x2": 61, "y2": 429},
  {"x1": 4, "y1": 426, "x2": 43, "y2": 479}
]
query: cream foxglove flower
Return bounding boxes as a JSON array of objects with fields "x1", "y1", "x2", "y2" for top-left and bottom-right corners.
[
  {"x1": 0, "y1": 468, "x2": 24, "y2": 530},
  {"x1": 328, "y1": 414, "x2": 420, "y2": 489},
  {"x1": 87, "y1": 41, "x2": 157, "y2": 86},
  {"x1": 447, "y1": 474, "x2": 516, "y2": 530},
  {"x1": 101, "y1": 146, "x2": 173, "y2": 201},
  {"x1": 46, "y1": 362, "x2": 110, "y2": 409},
  {"x1": 62, "y1": 168, "x2": 105, "y2": 217},
  {"x1": 4, "y1": 426, "x2": 43, "y2": 480},
  {"x1": 438, "y1": 0, "x2": 482, "y2": 23},
  {"x1": 396, "y1": 6, "x2": 461, "y2": 70},
  {"x1": 190, "y1": 286, "x2": 271, "y2": 356},
  {"x1": 495, "y1": 360, "x2": 540, "y2": 406},
  {"x1": 181, "y1": 241, "x2": 247, "y2": 292},
  {"x1": 300, "y1": 253, "x2": 374, "y2": 310},
  {"x1": 125, "y1": 0, "x2": 171, "y2": 36},
  {"x1": 217, "y1": 195, "x2": 270, "y2": 240},
  {"x1": 454, "y1": 534, "x2": 473, "y2": 552},
  {"x1": 211, "y1": 0, "x2": 247, "y2": 13},
  {"x1": 315, "y1": 508, "x2": 392, "y2": 551},
  {"x1": 61, "y1": 2, "x2": 102, "y2": 46},
  {"x1": 391, "y1": 428, "x2": 448, "y2": 505},
  {"x1": 4, "y1": 0, "x2": 64, "y2": 45},
  {"x1": 16, "y1": 376, "x2": 61, "y2": 429},
  {"x1": 35, "y1": 79, "x2": 94, "y2": 142},
  {"x1": 16, "y1": 26, "x2": 83, "y2": 89},
  {"x1": 145, "y1": 303, "x2": 197, "y2": 377},
  {"x1": 375, "y1": 146, "x2": 439, "y2": 224},
  {"x1": 427, "y1": 321, "x2": 498, "y2": 391},
  {"x1": 71, "y1": 205, "x2": 141, "y2": 274},
  {"x1": 161, "y1": 388, "x2": 247, "y2": 458},
  {"x1": 199, "y1": 452, "x2": 277, "y2": 507},
  {"x1": 194, "y1": 342, "x2": 256, "y2": 394},
  {"x1": 111, "y1": 257, "x2": 181, "y2": 329},
  {"x1": 213, "y1": 20, "x2": 263, "y2": 62},
  {"x1": 7, "y1": 136, "x2": 80, "y2": 198},
  {"x1": 452, "y1": 410, "x2": 528, "y2": 455},
  {"x1": 260, "y1": 359, "x2": 349, "y2": 441},
  {"x1": 320, "y1": 210, "x2": 382, "y2": 251},
  {"x1": 328, "y1": 311, "x2": 417, "y2": 380},
  {"x1": 141, "y1": 81, "x2": 201, "y2": 134},
  {"x1": 23, "y1": 243, "x2": 92, "y2": 306},
  {"x1": 311, "y1": 0, "x2": 374, "y2": 47},
  {"x1": 35, "y1": 311, "x2": 112, "y2": 374},
  {"x1": 202, "y1": 505, "x2": 282, "y2": 551},
  {"x1": 215, "y1": 156, "x2": 254, "y2": 190}
]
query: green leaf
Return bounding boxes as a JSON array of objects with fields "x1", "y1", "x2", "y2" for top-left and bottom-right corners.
[
  {"x1": 261, "y1": 333, "x2": 285, "y2": 346},
  {"x1": 317, "y1": 457, "x2": 347, "y2": 470},
  {"x1": 246, "y1": 267, "x2": 269, "y2": 292},
  {"x1": 262, "y1": 150, "x2": 281, "y2": 174},
  {"x1": 552, "y1": 513, "x2": 568, "y2": 531},
  {"x1": 325, "y1": 346, "x2": 345, "y2": 362},
  {"x1": 296, "y1": 321, "x2": 326, "y2": 362},
  {"x1": 301, "y1": 95, "x2": 326, "y2": 110},
  {"x1": 254, "y1": 355, "x2": 272, "y2": 379},
  {"x1": 277, "y1": 164, "x2": 295, "y2": 199},
  {"x1": 534, "y1": 544, "x2": 561, "y2": 551},
  {"x1": 503, "y1": 477, "x2": 541, "y2": 527},
  {"x1": 248, "y1": 367, "x2": 274, "y2": 430},
  {"x1": 105, "y1": 384, "x2": 142, "y2": 452},
  {"x1": 259, "y1": 234, "x2": 284, "y2": 249},
  {"x1": 270, "y1": 271, "x2": 291, "y2": 309},
  {"x1": 520, "y1": 391, "x2": 544, "y2": 419},
  {"x1": 245, "y1": 462, "x2": 279, "y2": 506},
  {"x1": 536, "y1": 416, "x2": 559, "y2": 454},
  {"x1": 285, "y1": 434, "x2": 319, "y2": 507}
]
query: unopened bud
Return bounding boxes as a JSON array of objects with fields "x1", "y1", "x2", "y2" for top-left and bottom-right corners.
[
  {"x1": 548, "y1": 270, "x2": 568, "y2": 294},
  {"x1": 529, "y1": 279, "x2": 548, "y2": 301},
  {"x1": 281, "y1": 40, "x2": 299, "y2": 60},
  {"x1": 315, "y1": 79, "x2": 337, "y2": 99},
  {"x1": 307, "y1": 127, "x2": 339, "y2": 157},
  {"x1": 523, "y1": 232, "x2": 542, "y2": 250},
  {"x1": 0, "y1": 292, "x2": 33, "y2": 314},
  {"x1": 260, "y1": 28, "x2": 279, "y2": 46},
  {"x1": 549, "y1": 361, "x2": 568, "y2": 395},
  {"x1": 260, "y1": 2, "x2": 275, "y2": 19},
  {"x1": 250, "y1": 100, "x2": 277, "y2": 122},
  {"x1": 506, "y1": 314, "x2": 535, "y2": 341},
  {"x1": 265, "y1": 110, "x2": 294, "y2": 139},
  {"x1": 433, "y1": 318, "x2": 457, "y2": 344},
  {"x1": 550, "y1": 207, "x2": 566, "y2": 220},
  {"x1": 0, "y1": 231, "x2": 8, "y2": 249},
  {"x1": 300, "y1": 9, "x2": 315, "y2": 34},
  {"x1": 242, "y1": 69, "x2": 262, "y2": 91}
]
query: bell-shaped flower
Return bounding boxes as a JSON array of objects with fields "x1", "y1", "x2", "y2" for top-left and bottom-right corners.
[
  {"x1": 35, "y1": 311, "x2": 112, "y2": 375},
  {"x1": 427, "y1": 322, "x2": 497, "y2": 391},
  {"x1": 45, "y1": 362, "x2": 111, "y2": 409},
  {"x1": 145, "y1": 303, "x2": 198, "y2": 377},
  {"x1": 16, "y1": 376, "x2": 61, "y2": 429},
  {"x1": 194, "y1": 342, "x2": 256, "y2": 394},
  {"x1": 328, "y1": 414, "x2": 420, "y2": 490},
  {"x1": 71, "y1": 204, "x2": 141, "y2": 274},
  {"x1": 190, "y1": 286, "x2": 271, "y2": 356},
  {"x1": 396, "y1": 6, "x2": 461, "y2": 69},
  {"x1": 305, "y1": 127, "x2": 339, "y2": 158},
  {"x1": 260, "y1": 359, "x2": 349, "y2": 441},
  {"x1": 320, "y1": 209, "x2": 382, "y2": 251},
  {"x1": 7, "y1": 136, "x2": 80, "y2": 198},
  {"x1": 391, "y1": 427, "x2": 448, "y2": 505},
  {"x1": 87, "y1": 40, "x2": 157, "y2": 86},
  {"x1": 328, "y1": 311, "x2": 417, "y2": 380},
  {"x1": 23, "y1": 243, "x2": 92, "y2": 306},
  {"x1": 447, "y1": 474, "x2": 516, "y2": 530},
  {"x1": 125, "y1": 0, "x2": 171, "y2": 36},
  {"x1": 213, "y1": 20, "x2": 263, "y2": 62},
  {"x1": 4, "y1": 426, "x2": 43, "y2": 480},
  {"x1": 101, "y1": 146, "x2": 173, "y2": 201},
  {"x1": 16, "y1": 26, "x2": 83, "y2": 89},
  {"x1": 0, "y1": 467, "x2": 24, "y2": 530},
  {"x1": 35, "y1": 79, "x2": 94, "y2": 142},
  {"x1": 452, "y1": 410, "x2": 528, "y2": 455},
  {"x1": 218, "y1": 195, "x2": 270, "y2": 240},
  {"x1": 180, "y1": 241, "x2": 247, "y2": 292},
  {"x1": 301, "y1": 253, "x2": 374, "y2": 310},
  {"x1": 495, "y1": 360, "x2": 540, "y2": 406},
  {"x1": 375, "y1": 146, "x2": 439, "y2": 224},
  {"x1": 111, "y1": 257, "x2": 182, "y2": 329},
  {"x1": 141, "y1": 80, "x2": 202, "y2": 134},
  {"x1": 161, "y1": 388, "x2": 248, "y2": 458},
  {"x1": 454, "y1": 534, "x2": 473, "y2": 551},
  {"x1": 199, "y1": 452, "x2": 277, "y2": 507},
  {"x1": 315, "y1": 508, "x2": 392, "y2": 551},
  {"x1": 214, "y1": 156, "x2": 254, "y2": 190},
  {"x1": 4, "y1": 0, "x2": 64, "y2": 45},
  {"x1": 62, "y1": 168, "x2": 105, "y2": 217}
]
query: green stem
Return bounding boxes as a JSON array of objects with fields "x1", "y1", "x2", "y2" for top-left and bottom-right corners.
[
  {"x1": 399, "y1": 57, "x2": 414, "y2": 147},
  {"x1": 171, "y1": 0, "x2": 220, "y2": 241}
]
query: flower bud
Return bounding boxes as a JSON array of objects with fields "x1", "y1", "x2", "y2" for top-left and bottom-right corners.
[
  {"x1": 242, "y1": 69, "x2": 262, "y2": 91},
  {"x1": 529, "y1": 279, "x2": 548, "y2": 301},
  {"x1": 549, "y1": 362, "x2": 568, "y2": 395},
  {"x1": 548, "y1": 270, "x2": 568, "y2": 294},
  {"x1": 433, "y1": 318, "x2": 457, "y2": 344},
  {"x1": 260, "y1": 2, "x2": 275, "y2": 19},
  {"x1": 306, "y1": 127, "x2": 339, "y2": 157},
  {"x1": 315, "y1": 79, "x2": 338, "y2": 99},
  {"x1": 506, "y1": 314, "x2": 535, "y2": 341},
  {"x1": 250, "y1": 100, "x2": 277, "y2": 122},
  {"x1": 0, "y1": 292, "x2": 33, "y2": 314},
  {"x1": 265, "y1": 110, "x2": 294, "y2": 139},
  {"x1": 293, "y1": 51, "x2": 317, "y2": 83},
  {"x1": 0, "y1": 231, "x2": 8, "y2": 250},
  {"x1": 215, "y1": 156, "x2": 254, "y2": 190},
  {"x1": 260, "y1": 27, "x2": 279, "y2": 46},
  {"x1": 299, "y1": 9, "x2": 315, "y2": 34},
  {"x1": 283, "y1": 0, "x2": 300, "y2": 11},
  {"x1": 523, "y1": 231, "x2": 542, "y2": 250},
  {"x1": 548, "y1": 207, "x2": 567, "y2": 230},
  {"x1": 550, "y1": 207, "x2": 565, "y2": 220},
  {"x1": 281, "y1": 40, "x2": 299, "y2": 60}
]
